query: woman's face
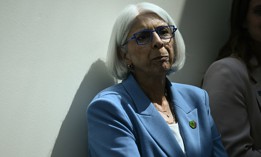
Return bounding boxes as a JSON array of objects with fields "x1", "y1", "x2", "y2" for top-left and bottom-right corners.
[
  {"x1": 124, "y1": 13, "x2": 175, "y2": 78},
  {"x1": 246, "y1": 0, "x2": 261, "y2": 45}
]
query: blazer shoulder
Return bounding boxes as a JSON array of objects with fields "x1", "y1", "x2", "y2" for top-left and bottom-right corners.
[
  {"x1": 88, "y1": 84, "x2": 128, "y2": 108},
  {"x1": 172, "y1": 82, "x2": 207, "y2": 100},
  {"x1": 87, "y1": 83, "x2": 133, "y2": 121},
  {"x1": 94, "y1": 84, "x2": 123, "y2": 97},
  {"x1": 207, "y1": 57, "x2": 248, "y2": 76},
  {"x1": 172, "y1": 82, "x2": 206, "y2": 94},
  {"x1": 204, "y1": 57, "x2": 249, "y2": 86}
]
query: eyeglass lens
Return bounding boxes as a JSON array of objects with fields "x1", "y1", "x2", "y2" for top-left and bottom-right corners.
[{"x1": 134, "y1": 26, "x2": 174, "y2": 45}]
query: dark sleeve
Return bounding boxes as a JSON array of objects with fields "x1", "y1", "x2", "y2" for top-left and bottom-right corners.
[{"x1": 202, "y1": 59, "x2": 261, "y2": 157}]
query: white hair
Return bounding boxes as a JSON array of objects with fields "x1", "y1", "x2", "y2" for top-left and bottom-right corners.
[{"x1": 106, "y1": 2, "x2": 185, "y2": 80}]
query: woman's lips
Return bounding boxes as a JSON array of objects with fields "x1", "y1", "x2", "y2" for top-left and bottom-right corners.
[{"x1": 152, "y1": 56, "x2": 169, "y2": 61}]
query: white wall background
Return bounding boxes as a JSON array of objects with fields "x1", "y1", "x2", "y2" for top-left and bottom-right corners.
[{"x1": 0, "y1": 0, "x2": 231, "y2": 157}]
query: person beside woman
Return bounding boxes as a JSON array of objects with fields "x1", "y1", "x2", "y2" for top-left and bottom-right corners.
[{"x1": 202, "y1": 0, "x2": 261, "y2": 156}]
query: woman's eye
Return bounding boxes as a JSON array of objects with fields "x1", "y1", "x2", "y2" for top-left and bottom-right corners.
[
  {"x1": 136, "y1": 32, "x2": 150, "y2": 41},
  {"x1": 159, "y1": 29, "x2": 169, "y2": 35},
  {"x1": 157, "y1": 27, "x2": 171, "y2": 37}
]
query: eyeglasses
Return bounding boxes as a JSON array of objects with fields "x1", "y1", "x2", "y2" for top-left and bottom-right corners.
[{"x1": 122, "y1": 25, "x2": 177, "y2": 46}]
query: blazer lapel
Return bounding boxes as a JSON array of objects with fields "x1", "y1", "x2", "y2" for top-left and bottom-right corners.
[
  {"x1": 122, "y1": 75, "x2": 185, "y2": 157},
  {"x1": 169, "y1": 83, "x2": 201, "y2": 157}
]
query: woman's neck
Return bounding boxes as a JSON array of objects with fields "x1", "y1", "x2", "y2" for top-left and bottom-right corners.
[{"x1": 133, "y1": 73, "x2": 167, "y2": 104}]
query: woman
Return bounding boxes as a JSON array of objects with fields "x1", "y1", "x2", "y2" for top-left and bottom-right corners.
[
  {"x1": 202, "y1": 0, "x2": 261, "y2": 156},
  {"x1": 87, "y1": 2, "x2": 228, "y2": 157}
]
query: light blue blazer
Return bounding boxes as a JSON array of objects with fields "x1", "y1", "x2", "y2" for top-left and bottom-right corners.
[{"x1": 87, "y1": 75, "x2": 228, "y2": 157}]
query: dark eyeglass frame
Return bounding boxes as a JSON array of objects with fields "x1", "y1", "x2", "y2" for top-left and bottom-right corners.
[{"x1": 122, "y1": 25, "x2": 177, "y2": 46}]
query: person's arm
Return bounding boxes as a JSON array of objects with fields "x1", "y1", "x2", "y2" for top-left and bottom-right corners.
[
  {"x1": 87, "y1": 98, "x2": 140, "y2": 157},
  {"x1": 202, "y1": 59, "x2": 261, "y2": 157}
]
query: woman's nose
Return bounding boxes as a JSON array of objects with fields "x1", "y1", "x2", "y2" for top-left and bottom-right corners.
[{"x1": 151, "y1": 32, "x2": 164, "y2": 49}]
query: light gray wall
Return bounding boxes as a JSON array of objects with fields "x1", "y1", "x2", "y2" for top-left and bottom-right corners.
[{"x1": 0, "y1": 0, "x2": 230, "y2": 157}]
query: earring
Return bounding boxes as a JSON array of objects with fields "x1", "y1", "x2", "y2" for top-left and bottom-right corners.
[{"x1": 127, "y1": 64, "x2": 135, "y2": 71}]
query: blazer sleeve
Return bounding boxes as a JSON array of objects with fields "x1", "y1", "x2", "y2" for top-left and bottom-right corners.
[
  {"x1": 202, "y1": 59, "x2": 261, "y2": 157},
  {"x1": 87, "y1": 97, "x2": 140, "y2": 157}
]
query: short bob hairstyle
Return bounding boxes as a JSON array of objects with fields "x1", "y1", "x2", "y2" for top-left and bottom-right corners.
[{"x1": 107, "y1": 2, "x2": 186, "y2": 80}]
